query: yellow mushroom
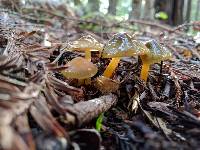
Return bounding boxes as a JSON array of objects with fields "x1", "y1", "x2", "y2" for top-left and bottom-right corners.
[
  {"x1": 69, "y1": 35, "x2": 103, "y2": 61},
  {"x1": 140, "y1": 40, "x2": 172, "y2": 82},
  {"x1": 61, "y1": 57, "x2": 98, "y2": 85},
  {"x1": 101, "y1": 33, "x2": 149, "y2": 78}
]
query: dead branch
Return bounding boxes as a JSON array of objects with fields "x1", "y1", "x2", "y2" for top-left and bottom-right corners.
[{"x1": 64, "y1": 94, "x2": 118, "y2": 127}]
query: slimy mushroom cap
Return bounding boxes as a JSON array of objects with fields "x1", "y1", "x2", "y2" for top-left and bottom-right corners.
[
  {"x1": 70, "y1": 35, "x2": 103, "y2": 52},
  {"x1": 141, "y1": 40, "x2": 172, "y2": 64},
  {"x1": 102, "y1": 33, "x2": 149, "y2": 58}
]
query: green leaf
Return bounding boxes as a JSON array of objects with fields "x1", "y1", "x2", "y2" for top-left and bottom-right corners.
[
  {"x1": 155, "y1": 11, "x2": 168, "y2": 20},
  {"x1": 96, "y1": 113, "x2": 104, "y2": 132}
]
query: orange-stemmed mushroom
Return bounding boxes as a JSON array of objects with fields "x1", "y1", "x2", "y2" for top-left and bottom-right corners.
[
  {"x1": 69, "y1": 35, "x2": 103, "y2": 61},
  {"x1": 61, "y1": 57, "x2": 98, "y2": 85},
  {"x1": 140, "y1": 39, "x2": 172, "y2": 82},
  {"x1": 101, "y1": 33, "x2": 149, "y2": 78}
]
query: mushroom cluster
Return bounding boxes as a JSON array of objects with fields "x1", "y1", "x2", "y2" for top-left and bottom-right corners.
[
  {"x1": 59, "y1": 33, "x2": 172, "y2": 133},
  {"x1": 60, "y1": 33, "x2": 172, "y2": 86}
]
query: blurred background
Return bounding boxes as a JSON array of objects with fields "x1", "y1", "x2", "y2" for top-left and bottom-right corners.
[
  {"x1": 67, "y1": 0, "x2": 200, "y2": 25},
  {"x1": 1, "y1": 0, "x2": 199, "y2": 24},
  {"x1": 0, "y1": 0, "x2": 200, "y2": 41}
]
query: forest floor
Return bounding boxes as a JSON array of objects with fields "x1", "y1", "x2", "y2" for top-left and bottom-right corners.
[{"x1": 0, "y1": 2, "x2": 200, "y2": 150}]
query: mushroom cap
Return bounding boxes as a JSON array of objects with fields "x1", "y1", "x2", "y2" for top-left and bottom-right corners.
[
  {"x1": 69, "y1": 35, "x2": 103, "y2": 52},
  {"x1": 141, "y1": 40, "x2": 172, "y2": 64},
  {"x1": 132, "y1": 40, "x2": 150, "y2": 55},
  {"x1": 94, "y1": 76, "x2": 119, "y2": 94},
  {"x1": 61, "y1": 57, "x2": 98, "y2": 79},
  {"x1": 101, "y1": 33, "x2": 149, "y2": 58}
]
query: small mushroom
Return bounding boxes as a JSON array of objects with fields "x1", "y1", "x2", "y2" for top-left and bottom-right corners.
[
  {"x1": 69, "y1": 35, "x2": 103, "y2": 61},
  {"x1": 61, "y1": 57, "x2": 98, "y2": 85},
  {"x1": 101, "y1": 33, "x2": 149, "y2": 78},
  {"x1": 94, "y1": 76, "x2": 120, "y2": 94},
  {"x1": 140, "y1": 39, "x2": 172, "y2": 82}
]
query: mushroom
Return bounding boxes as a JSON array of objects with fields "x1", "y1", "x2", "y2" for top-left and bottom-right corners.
[
  {"x1": 69, "y1": 35, "x2": 103, "y2": 61},
  {"x1": 140, "y1": 39, "x2": 172, "y2": 82},
  {"x1": 94, "y1": 76, "x2": 120, "y2": 94},
  {"x1": 61, "y1": 57, "x2": 98, "y2": 85},
  {"x1": 101, "y1": 33, "x2": 149, "y2": 78}
]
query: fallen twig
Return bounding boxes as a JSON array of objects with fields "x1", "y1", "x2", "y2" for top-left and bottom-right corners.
[{"x1": 64, "y1": 94, "x2": 118, "y2": 127}]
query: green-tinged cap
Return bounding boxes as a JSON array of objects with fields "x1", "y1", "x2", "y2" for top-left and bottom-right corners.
[
  {"x1": 101, "y1": 33, "x2": 149, "y2": 58},
  {"x1": 141, "y1": 39, "x2": 172, "y2": 64}
]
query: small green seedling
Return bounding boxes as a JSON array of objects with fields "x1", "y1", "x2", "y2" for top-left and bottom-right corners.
[{"x1": 96, "y1": 113, "x2": 104, "y2": 132}]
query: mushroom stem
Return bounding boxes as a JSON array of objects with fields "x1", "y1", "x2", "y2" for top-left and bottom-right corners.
[
  {"x1": 103, "y1": 57, "x2": 121, "y2": 78},
  {"x1": 140, "y1": 63, "x2": 150, "y2": 82},
  {"x1": 85, "y1": 50, "x2": 91, "y2": 61}
]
